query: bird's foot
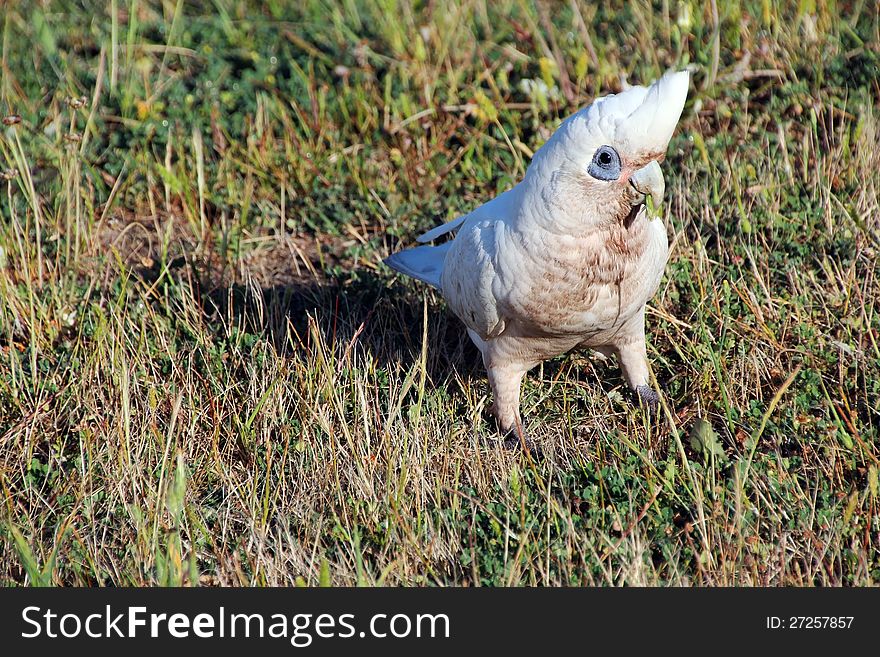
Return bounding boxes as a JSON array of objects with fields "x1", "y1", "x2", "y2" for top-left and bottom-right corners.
[
  {"x1": 501, "y1": 428, "x2": 543, "y2": 459},
  {"x1": 634, "y1": 385, "x2": 660, "y2": 414}
]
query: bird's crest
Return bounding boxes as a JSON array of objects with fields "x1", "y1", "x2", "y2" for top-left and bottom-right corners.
[{"x1": 589, "y1": 69, "x2": 690, "y2": 157}]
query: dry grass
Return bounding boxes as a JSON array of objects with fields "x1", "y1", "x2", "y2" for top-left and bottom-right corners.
[{"x1": 0, "y1": 0, "x2": 878, "y2": 586}]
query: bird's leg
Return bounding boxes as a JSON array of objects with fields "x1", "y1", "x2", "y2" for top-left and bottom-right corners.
[
  {"x1": 484, "y1": 360, "x2": 540, "y2": 453},
  {"x1": 470, "y1": 330, "x2": 540, "y2": 454},
  {"x1": 486, "y1": 362, "x2": 526, "y2": 435},
  {"x1": 611, "y1": 311, "x2": 660, "y2": 411},
  {"x1": 616, "y1": 338, "x2": 659, "y2": 410}
]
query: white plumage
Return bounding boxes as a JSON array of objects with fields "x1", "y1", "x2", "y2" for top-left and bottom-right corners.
[{"x1": 385, "y1": 70, "x2": 690, "y2": 443}]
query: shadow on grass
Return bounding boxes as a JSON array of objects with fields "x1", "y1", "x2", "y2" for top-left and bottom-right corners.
[{"x1": 198, "y1": 270, "x2": 484, "y2": 388}]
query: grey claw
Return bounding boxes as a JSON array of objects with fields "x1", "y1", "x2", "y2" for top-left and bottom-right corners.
[
  {"x1": 501, "y1": 429, "x2": 543, "y2": 458},
  {"x1": 635, "y1": 385, "x2": 660, "y2": 412}
]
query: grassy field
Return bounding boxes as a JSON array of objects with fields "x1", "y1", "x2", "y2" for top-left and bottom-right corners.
[{"x1": 0, "y1": 0, "x2": 878, "y2": 586}]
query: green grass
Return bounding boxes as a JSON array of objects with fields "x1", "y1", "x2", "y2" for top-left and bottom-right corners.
[{"x1": 0, "y1": 0, "x2": 878, "y2": 586}]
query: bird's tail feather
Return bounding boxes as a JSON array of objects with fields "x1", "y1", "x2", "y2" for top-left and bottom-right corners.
[{"x1": 383, "y1": 242, "x2": 451, "y2": 290}]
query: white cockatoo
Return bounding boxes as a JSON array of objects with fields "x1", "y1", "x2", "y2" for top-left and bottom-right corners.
[{"x1": 385, "y1": 70, "x2": 689, "y2": 445}]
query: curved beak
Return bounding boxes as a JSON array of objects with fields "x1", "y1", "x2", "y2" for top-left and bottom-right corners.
[{"x1": 629, "y1": 160, "x2": 665, "y2": 206}]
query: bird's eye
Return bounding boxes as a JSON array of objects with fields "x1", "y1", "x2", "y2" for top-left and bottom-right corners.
[{"x1": 588, "y1": 145, "x2": 621, "y2": 181}]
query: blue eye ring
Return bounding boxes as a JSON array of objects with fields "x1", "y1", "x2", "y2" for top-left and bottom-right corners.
[{"x1": 588, "y1": 145, "x2": 622, "y2": 181}]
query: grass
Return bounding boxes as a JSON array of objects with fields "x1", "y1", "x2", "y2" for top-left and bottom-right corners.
[{"x1": 0, "y1": 0, "x2": 878, "y2": 586}]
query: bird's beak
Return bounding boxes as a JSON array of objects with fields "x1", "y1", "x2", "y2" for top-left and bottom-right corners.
[{"x1": 629, "y1": 160, "x2": 665, "y2": 206}]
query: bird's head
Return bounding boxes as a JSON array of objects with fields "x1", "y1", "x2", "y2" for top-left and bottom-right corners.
[{"x1": 527, "y1": 70, "x2": 689, "y2": 230}]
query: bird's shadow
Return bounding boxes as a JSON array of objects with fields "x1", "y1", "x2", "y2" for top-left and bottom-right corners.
[{"x1": 198, "y1": 270, "x2": 484, "y2": 392}]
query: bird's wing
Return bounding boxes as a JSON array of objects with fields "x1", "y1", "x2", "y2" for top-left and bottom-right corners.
[
  {"x1": 416, "y1": 188, "x2": 517, "y2": 243},
  {"x1": 416, "y1": 215, "x2": 467, "y2": 243},
  {"x1": 441, "y1": 214, "x2": 513, "y2": 341}
]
